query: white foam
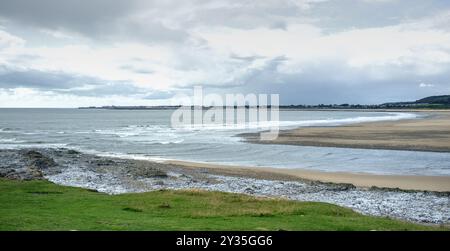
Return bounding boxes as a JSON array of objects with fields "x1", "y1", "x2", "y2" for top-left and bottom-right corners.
[
  {"x1": 277, "y1": 112, "x2": 419, "y2": 128},
  {"x1": 0, "y1": 138, "x2": 25, "y2": 143},
  {"x1": 59, "y1": 146, "x2": 172, "y2": 163},
  {"x1": 0, "y1": 128, "x2": 16, "y2": 133},
  {"x1": 174, "y1": 112, "x2": 419, "y2": 131},
  {"x1": 92, "y1": 125, "x2": 186, "y2": 144},
  {"x1": 0, "y1": 143, "x2": 68, "y2": 150}
]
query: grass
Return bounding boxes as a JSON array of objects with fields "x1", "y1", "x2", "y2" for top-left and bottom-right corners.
[{"x1": 0, "y1": 178, "x2": 446, "y2": 231}]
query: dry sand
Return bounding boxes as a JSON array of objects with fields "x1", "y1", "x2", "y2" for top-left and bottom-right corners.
[{"x1": 243, "y1": 111, "x2": 450, "y2": 152}]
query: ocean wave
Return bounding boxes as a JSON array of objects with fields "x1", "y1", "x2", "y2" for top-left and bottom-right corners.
[
  {"x1": 0, "y1": 128, "x2": 17, "y2": 133},
  {"x1": 276, "y1": 112, "x2": 418, "y2": 128},
  {"x1": 0, "y1": 142, "x2": 68, "y2": 150},
  {"x1": 174, "y1": 112, "x2": 419, "y2": 130},
  {"x1": 92, "y1": 125, "x2": 186, "y2": 144},
  {"x1": 64, "y1": 147, "x2": 171, "y2": 163},
  {"x1": 0, "y1": 138, "x2": 25, "y2": 143}
]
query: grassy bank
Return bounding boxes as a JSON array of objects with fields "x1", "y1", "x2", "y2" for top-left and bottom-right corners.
[{"x1": 0, "y1": 179, "x2": 445, "y2": 230}]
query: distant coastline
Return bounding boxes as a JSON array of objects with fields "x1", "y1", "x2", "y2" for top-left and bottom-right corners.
[{"x1": 79, "y1": 95, "x2": 450, "y2": 110}]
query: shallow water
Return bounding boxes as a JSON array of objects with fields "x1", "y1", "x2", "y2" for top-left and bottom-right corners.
[{"x1": 1, "y1": 108, "x2": 449, "y2": 176}]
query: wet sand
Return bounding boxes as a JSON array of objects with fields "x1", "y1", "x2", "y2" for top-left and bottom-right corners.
[
  {"x1": 166, "y1": 160, "x2": 450, "y2": 192},
  {"x1": 242, "y1": 111, "x2": 450, "y2": 152}
]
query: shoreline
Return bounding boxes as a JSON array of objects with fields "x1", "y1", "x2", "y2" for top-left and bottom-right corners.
[
  {"x1": 165, "y1": 160, "x2": 450, "y2": 192},
  {"x1": 1, "y1": 148, "x2": 449, "y2": 224}
]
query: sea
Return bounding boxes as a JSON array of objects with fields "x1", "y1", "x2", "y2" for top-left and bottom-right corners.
[{"x1": 1, "y1": 108, "x2": 449, "y2": 176}]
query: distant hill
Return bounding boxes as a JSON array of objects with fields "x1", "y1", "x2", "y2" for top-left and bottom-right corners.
[
  {"x1": 416, "y1": 95, "x2": 450, "y2": 104},
  {"x1": 380, "y1": 95, "x2": 450, "y2": 109}
]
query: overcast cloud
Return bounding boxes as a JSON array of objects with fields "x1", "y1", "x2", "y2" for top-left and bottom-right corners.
[{"x1": 0, "y1": 0, "x2": 449, "y2": 107}]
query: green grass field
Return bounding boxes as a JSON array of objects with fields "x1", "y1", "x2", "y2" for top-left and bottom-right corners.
[{"x1": 0, "y1": 178, "x2": 445, "y2": 231}]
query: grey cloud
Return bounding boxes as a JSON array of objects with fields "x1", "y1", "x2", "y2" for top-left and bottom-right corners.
[
  {"x1": 181, "y1": 2, "x2": 302, "y2": 30},
  {"x1": 0, "y1": 0, "x2": 321, "y2": 44},
  {"x1": 0, "y1": 67, "x2": 148, "y2": 97},
  {"x1": 120, "y1": 65, "x2": 154, "y2": 75},
  {"x1": 2, "y1": 0, "x2": 447, "y2": 43},
  {"x1": 0, "y1": 67, "x2": 96, "y2": 90},
  {"x1": 1, "y1": 0, "x2": 449, "y2": 105},
  {"x1": 111, "y1": 18, "x2": 190, "y2": 44},
  {"x1": 56, "y1": 83, "x2": 149, "y2": 97},
  {"x1": 176, "y1": 56, "x2": 290, "y2": 90},
  {"x1": 143, "y1": 91, "x2": 175, "y2": 100},
  {"x1": 0, "y1": 0, "x2": 189, "y2": 43},
  {"x1": 310, "y1": 0, "x2": 450, "y2": 32},
  {"x1": 202, "y1": 58, "x2": 450, "y2": 105},
  {"x1": 0, "y1": 0, "x2": 137, "y2": 34},
  {"x1": 229, "y1": 54, "x2": 266, "y2": 62},
  {"x1": 5, "y1": 54, "x2": 42, "y2": 65}
]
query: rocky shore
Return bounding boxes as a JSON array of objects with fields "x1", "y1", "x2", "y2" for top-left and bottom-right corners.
[{"x1": 1, "y1": 148, "x2": 449, "y2": 224}]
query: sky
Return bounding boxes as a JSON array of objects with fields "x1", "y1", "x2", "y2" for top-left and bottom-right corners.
[{"x1": 0, "y1": 0, "x2": 450, "y2": 107}]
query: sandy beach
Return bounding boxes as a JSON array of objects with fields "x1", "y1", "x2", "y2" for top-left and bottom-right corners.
[
  {"x1": 231, "y1": 110, "x2": 450, "y2": 191},
  {"x1": 243, "y1": 111, "x2": 450, "y2": 152}
]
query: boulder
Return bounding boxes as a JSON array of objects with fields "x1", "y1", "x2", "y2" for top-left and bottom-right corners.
[{"x1": 23, "y1": 150, "x2": 57, "y2": 169}]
